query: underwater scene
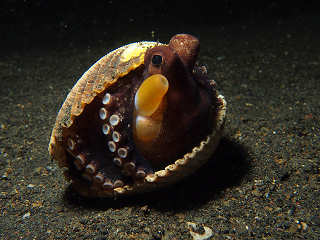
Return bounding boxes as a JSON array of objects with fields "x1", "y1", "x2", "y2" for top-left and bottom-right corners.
[{"x1": 0, "y1": 1, "x2": 319, "y2": 239}]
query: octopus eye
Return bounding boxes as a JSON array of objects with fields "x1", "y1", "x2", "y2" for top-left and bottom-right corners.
[{"x1": 151, "y1": 54, "x2": 162, "y2": 66}]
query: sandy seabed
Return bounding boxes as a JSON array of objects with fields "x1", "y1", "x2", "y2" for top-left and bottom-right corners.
[{"x1": 0, "y1": 5, "x2": 319, "y2": 239}]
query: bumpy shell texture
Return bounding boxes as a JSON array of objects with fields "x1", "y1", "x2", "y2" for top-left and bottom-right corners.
[{"x1": 49, "y1": 34, "x2": 226, "y2": 198}]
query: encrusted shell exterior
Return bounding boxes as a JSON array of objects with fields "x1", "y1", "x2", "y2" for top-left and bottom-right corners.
[{"x1": 49, "y1": 40, "x2": 226, "y2": 198}]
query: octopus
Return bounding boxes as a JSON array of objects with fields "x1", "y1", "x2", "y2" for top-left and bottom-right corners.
[{"x1": 48, "y1": 34, "x2": 227, "y2": 198}]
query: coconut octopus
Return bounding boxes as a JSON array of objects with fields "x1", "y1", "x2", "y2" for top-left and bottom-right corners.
[{"x1": 48, "y1": 34, "x2": 226, "y2": 198}]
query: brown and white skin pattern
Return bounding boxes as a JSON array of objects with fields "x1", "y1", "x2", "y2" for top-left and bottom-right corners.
[{"x1": 48, "y1": 34, "x2": 227, "y2": 198}]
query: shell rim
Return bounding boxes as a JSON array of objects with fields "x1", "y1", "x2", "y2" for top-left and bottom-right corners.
[
  {"x1": 71, "y1": 94, "x2": 227, "y2": 198},
  {"x1": 48, "y1": 40, "x2": 227, "y2": 198}
]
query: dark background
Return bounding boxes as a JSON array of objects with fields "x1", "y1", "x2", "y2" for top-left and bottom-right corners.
[
  {"x1": 1, "y1": 0, "x2": 318, "y2": 53},
  {"x1": 0, "y1": 1, "x2": 319, "y2": 239}
]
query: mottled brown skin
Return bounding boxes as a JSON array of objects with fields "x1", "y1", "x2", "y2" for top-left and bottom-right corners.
[{"x1": 134, "y1": 34, "x2": 214, "y2": 168}]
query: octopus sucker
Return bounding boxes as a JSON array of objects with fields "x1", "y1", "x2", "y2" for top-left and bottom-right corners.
[
  {"x1": 98, "y1": 107, "x2": 108, "y2": 120},
  {"x1": 74, "y1": 153, "x2": 87, "y2": 170},
  {"x1": 102, "y1": 123, "x2": 110, "y2": 135},
  {"x1": 109, "y1": 114, "x2": 120, "y2": 126},
  {"x1": 49, "y1": 34, "x2": 227, "y2": 198},
  {"x1": 102, "y1": 92, "x2": 111, "y2": 105},
  {"x1": 93, "y1": 172, "x2": 104, "y2": 184}
]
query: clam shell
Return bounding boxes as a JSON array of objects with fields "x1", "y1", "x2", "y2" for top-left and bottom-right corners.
[{"x1": 48, "y1": 40, "x2": 226, "y2": 198}]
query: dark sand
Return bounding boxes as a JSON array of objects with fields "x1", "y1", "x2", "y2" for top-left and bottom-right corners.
[{"x1": 0, "y1": 2, "x2": 319, "y2": 239}]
